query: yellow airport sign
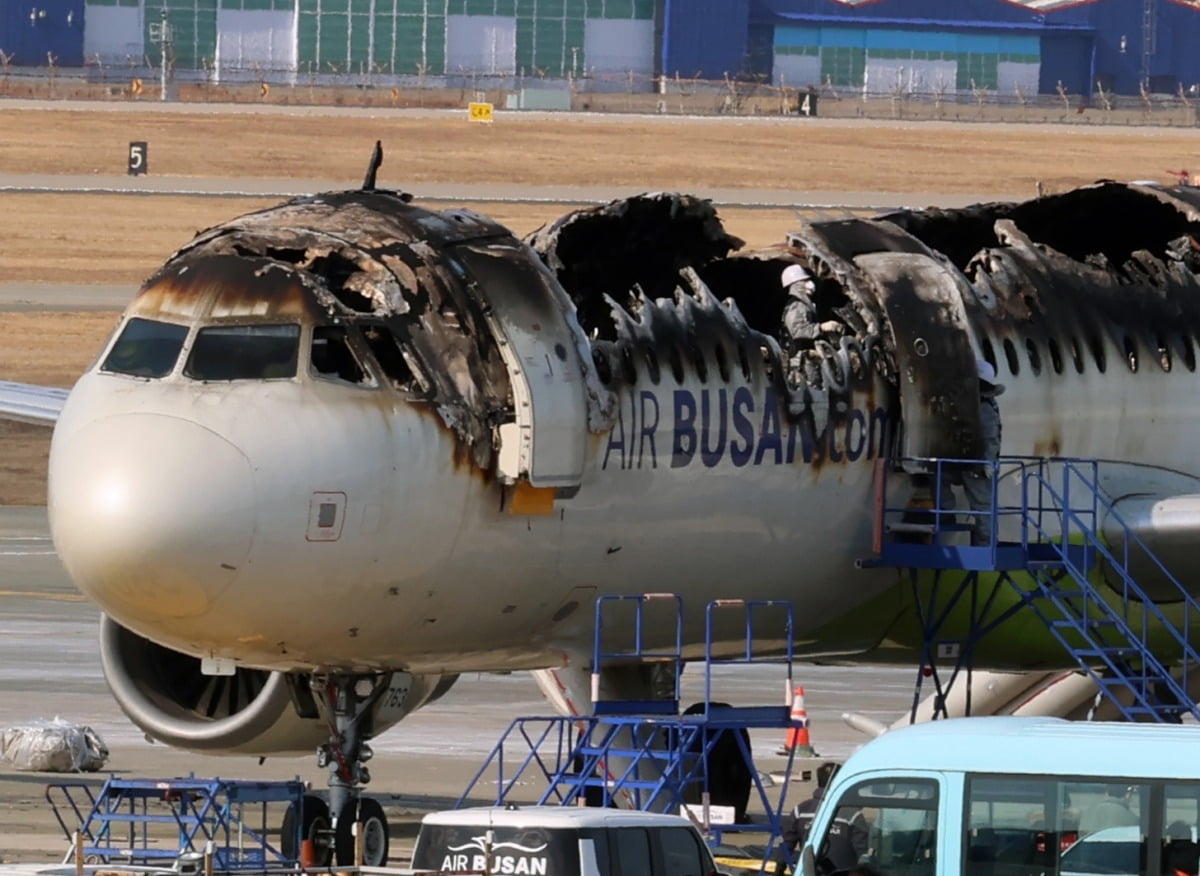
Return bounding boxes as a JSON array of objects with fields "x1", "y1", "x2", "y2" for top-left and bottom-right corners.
[{"x1": 468, "y1": 101, "x2": 494, "y2": 123}]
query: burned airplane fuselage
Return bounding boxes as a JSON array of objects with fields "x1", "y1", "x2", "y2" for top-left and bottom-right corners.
[{"x1": 46, "y1": 181, "x2": 1200, "y2": 676}]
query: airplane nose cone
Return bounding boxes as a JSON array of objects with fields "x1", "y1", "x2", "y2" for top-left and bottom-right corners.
[{"x1": 49, "y1": 414, "x2": 255, "y2": 624}]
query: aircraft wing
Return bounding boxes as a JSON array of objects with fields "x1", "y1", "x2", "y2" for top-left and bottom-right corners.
[{"x1": 0, "y1": 380, "x2": 67, "y2": 426}]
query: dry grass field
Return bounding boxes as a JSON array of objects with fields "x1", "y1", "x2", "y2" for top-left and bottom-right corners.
[{"x1": 3, "y1": 104, "x2": 1200, "y2": 504}]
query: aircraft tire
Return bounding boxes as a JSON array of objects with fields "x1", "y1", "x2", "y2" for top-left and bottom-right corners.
[
  {"x1": 334, "y1": 796, "x2": 390, "y2": 866},
  {"x1": 281, "y1": 794, "x2": 332, "y2": 866}
]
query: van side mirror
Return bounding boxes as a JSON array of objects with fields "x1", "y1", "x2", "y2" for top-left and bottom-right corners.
[{"x1": 800, "y1": 844, "x2": 817, "y2": 876}]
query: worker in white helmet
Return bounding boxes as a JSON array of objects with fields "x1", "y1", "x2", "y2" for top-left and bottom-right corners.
[
  {"x1": 962, "y1": 359, "x2": 1005, "y2": 546},
  {"x1": 780, "y1": 264, "x2": 842, "y2": 345}
]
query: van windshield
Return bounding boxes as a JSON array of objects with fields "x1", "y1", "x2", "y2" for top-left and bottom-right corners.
[{"x1": 411, "y1": 825, "x2": 578, "y2": 876}]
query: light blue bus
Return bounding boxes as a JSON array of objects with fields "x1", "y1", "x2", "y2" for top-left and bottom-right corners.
[{"x1": 798, "y1": 717, "x2": 1200, "y2": 876}]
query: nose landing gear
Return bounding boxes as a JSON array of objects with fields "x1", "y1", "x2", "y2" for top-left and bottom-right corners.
[{"x1": 311, "y1": 673, "x2": 392, "y2": 867}]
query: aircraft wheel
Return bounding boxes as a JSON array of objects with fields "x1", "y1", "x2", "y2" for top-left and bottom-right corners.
[
  {"x1": 335, "y1": 796, "x2": 390, "y2": 866},
  {"x1": 282, "y1": 794, "x2": 332, "y2": 866}
]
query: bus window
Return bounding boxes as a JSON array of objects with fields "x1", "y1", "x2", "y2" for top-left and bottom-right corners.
[
  {"x1": 1162, "y1": 785, "x2": 1200, "y2": 876},
  {"x1": 966, "y1": 776, "x2": 1066, "y2": 876},
  {"x1": 818, "y1": 779, "x2": 937, "y2": 876},
  {"x1": 1060, "y1": 782, "x2": 1149, "y2": 876}
]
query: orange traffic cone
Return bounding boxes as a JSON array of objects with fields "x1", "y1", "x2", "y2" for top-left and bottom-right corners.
[{"x1": 779, "y1": 685, "x2": 816, "y2": 756}]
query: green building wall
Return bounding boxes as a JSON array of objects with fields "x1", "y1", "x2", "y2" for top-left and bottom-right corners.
[{"x1": 85, "y1": 0, "x2": 653, "y2": 77}]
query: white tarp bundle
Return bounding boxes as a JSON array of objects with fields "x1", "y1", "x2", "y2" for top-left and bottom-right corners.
[{"x1": 0, "y1": 718, "x2": 109, "y2": 772}]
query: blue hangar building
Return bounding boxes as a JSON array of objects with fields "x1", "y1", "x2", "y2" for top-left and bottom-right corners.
[
  {"x1": 4, "y1": 0, "x2": 1200, "y2": 96},
  {"x1": 663, "y1": 0, "x2": 1200, "y2": 97}
]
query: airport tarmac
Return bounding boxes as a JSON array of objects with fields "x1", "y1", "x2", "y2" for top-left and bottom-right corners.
[{"x1": 0, "y1": 505, "x2": 916, "y2": 864}]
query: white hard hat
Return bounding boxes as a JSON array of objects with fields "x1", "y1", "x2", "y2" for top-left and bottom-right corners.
[
  {"x1": 781, "y1": 264, "x2": 812, "y2": 288},
  {"x1": 976, "y1": 359, "x2": 998, "y2": 384}
]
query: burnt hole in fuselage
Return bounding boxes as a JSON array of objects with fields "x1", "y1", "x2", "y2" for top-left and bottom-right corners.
[
  {"x1": 305, "y1": 253, "x2": 376, "y2": 313},
  {"x1": 887, "y1": 184, "x2": 1200, "y2": 271}
]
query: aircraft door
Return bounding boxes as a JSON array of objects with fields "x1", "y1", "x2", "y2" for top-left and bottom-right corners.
[
  {"x1": 853, "y1": 251, "x2": 981, "y2": 461},
  {"x1": 457, "y1": 244, "x2": 588, "y2": 489}
]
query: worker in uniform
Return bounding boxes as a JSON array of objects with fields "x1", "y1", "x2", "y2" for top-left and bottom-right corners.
[
  {"x1": 775, "y1": 763, "x2": 868, "y2": 875},
  {"x1": 780, "y1": 264, "x2": 842, "y2": 386},
  {"x1": 962, "y1": 359, "x2": 1004, "y2": 546}
]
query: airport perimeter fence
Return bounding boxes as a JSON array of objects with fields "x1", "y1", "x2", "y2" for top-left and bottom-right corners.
[{"x1": 3, "y1": 58, "x2": 1200, "y2": 128}]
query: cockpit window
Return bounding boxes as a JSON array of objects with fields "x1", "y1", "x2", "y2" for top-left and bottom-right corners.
[
  {"x1": 361, "y1": 323, "x2": 423, "y2": 393},
  {"x1": 101, "y1": 317, "x2": 189, "y2": 378},
  {"x1": 185, "y1": 324, "x2": 300, "y2": 381},
  {"x1": 312, "y1": 326, "x2": 370, "y2": 385}
]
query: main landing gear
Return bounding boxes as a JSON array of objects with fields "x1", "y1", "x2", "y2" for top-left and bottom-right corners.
[{"x1": 284, "y1": 674, "x2": 391, "y2": 867}]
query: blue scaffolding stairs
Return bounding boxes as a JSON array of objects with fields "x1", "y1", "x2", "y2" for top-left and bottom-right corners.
[
  {"x1": 458, "y1": 595, "x2": 802, "y2": 860},
  {"x1": 867, "y1": 456, "x2": 1200, "y2": 723},
  {"x1": 44, "y1": 774, "x2": 306, "y2": 871}
]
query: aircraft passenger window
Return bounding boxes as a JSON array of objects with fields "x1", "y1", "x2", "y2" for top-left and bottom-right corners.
[
  {"x1": 1124, "y1": 335, "x2": 1139, "y2": 373},
  {"x1": 185, "y1": 324, "x2": 299, "y2": 381},
  {"x1": 620, "y1": 346, "x2": 638, "y2": 383},
  {"x1": 1089, "y1": 335, "x2": 1107, "y2": 373},
  {"x1": 643, "y1": 349, "x2": 662, "y2": 384},
  {"x1": 668, "y1": 347, "x2": 685, "y2": 383},
  {"x1": 1003, "y1": 338, "x2": 1020, "y2": 376},
  {"x1": 1182, "y1": 335, "x2": 1197, "y2": 373},
  {"x1": 592, "y1": 348, "x2": 614, "y2": 385},
  {"x1": 101, "y1": 317, "x2": 189, "y2": 378},
  {"x1": 715, "y1": 344, "x2": 732, "y2": 382},
  {"x1": 360, "y1": 324, "x2": 421, "y2": 392},
  {"x1": 691, "y1": 344, "x2": 708, "y2": 383},
  {"x1": 1048, "y1": 337, "x2": 1064, "y2": 374},
  {"x1": 1026, "y1": 339, "x2": 1042, "y2": 376},
  {"x1": 1156, "y1": 335, "x2": 1172, "y2": 372},
  {"x1": 311, "y1": 326, "x2": 370, "y2": 386},
  {"x1": 1069, "y1": 337, "x2": 1085, "y2": 374},
  {"x1": 981, "y1": 337, "x2": 998, "y2": 375},
  {"x1": 737, "y1": 344, "x2": 752, "y2": 381}
]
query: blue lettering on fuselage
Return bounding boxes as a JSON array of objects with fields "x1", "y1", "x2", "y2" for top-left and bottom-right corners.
[{"x1": 601, "y1": 387, "x2": 890, "y2": 471}]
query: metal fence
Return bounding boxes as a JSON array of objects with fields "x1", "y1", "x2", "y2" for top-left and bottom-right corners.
[{"x1": 2, "y1": 61, "x2": 1199, "y2": 128}]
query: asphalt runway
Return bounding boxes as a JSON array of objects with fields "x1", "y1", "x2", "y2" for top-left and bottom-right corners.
[{"x1": 0, "y1": 506, "x2": 916, "y2": 863}]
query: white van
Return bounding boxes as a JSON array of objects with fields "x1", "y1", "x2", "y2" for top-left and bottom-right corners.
[
  {"x1": 411, "y1": 806, "x2": 719, "y2": 876},
  {"x1": 797, "y1": 716, "x2": 1200, "y2": 876}
]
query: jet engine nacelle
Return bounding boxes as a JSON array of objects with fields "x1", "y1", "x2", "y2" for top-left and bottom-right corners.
[{"x1": 99, "y1": 615, "x2": 455, "y2": 755}]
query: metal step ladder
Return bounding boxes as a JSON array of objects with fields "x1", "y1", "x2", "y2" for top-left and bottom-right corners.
[
  {"x1": 45, "y1": 774, "x2": 306, "y2": 871},
  {"x1": 869, "y1": 456, "x2": 1200, "y2": 723},
  {"x1": 458, "y1": 595, "x2": 802, "y2": 857}
]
